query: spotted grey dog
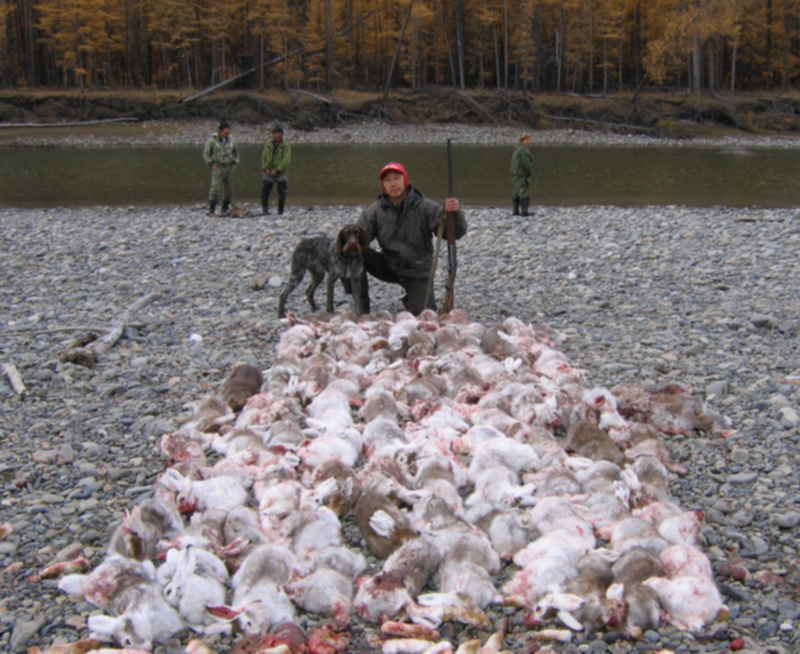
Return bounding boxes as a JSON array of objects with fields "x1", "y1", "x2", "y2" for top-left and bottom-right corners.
[{"x1": 277, "y1": 224, "x2": 369, "y2": 318}]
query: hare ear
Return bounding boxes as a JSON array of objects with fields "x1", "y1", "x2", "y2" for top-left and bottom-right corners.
[
  {"x1": 141, "y1": 559, "x2": 157, "y2": 580},
  {"x1": 88, "y1": 614, "x2": 122, "y2": 637},
  {"x1": 57, "y1": 573, "x2": 86, "y2": 596},
  {"x1": 159, "y1": 468, "x2": 185, "y2": 490},
  {"x1": 206, "y1": 604, "x2": 242, "y2": 622}
]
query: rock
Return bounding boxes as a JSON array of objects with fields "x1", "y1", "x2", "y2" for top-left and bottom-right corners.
[
  {"x1": 728, "y1": 472, "x2": 758, "y2": 484},
  {"x1": 9, "y1": 616, "x2": 46, "y2": 651},
  {"x1": 773, "y1": 512, "x2": 800, "y2": 529},
  {"x1": 32, "y1": 449, "x2": 58, "y2": 464},
  {"x1": 778, "y1": 407, "x2": 799, "y2": 426}
]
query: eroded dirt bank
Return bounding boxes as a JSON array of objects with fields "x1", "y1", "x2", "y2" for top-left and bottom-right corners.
[{"x1": 2, "y1": 88, "x2": 800, "y2": 140}]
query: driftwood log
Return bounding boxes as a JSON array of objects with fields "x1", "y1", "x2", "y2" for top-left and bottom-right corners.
[
  {"x1": 538, "y1": 112, "x2": 656, "y2": 133},
  {"x1": 2, "y1": 362, "x2": 27, "y2": 397},
  {"x1": 58, "y1": 292, "x2": 159, "y2": 367},
  {"x1": 91, "y1": 292, "x2": 159, "y2": 355},
  {"x1": 0, "y1": 117, "x2": 138, "y2": 129},
  {"x1": 456, "y1": 91, "x2": 499, "y2": 124}
]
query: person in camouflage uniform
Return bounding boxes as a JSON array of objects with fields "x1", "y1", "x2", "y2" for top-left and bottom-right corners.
[
  {"x1": 510, "y1": 134, "x2": 534, "y2": 216},
  {"x1": 261, "y1": 125, "x2": 292, "y2": 215},
  {"x1": 203, "y1": 120, "x2": 239, "y2": 216}
]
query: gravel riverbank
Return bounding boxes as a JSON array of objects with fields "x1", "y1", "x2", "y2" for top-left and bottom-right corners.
[
  {"x1": 3, "y1": 118, "x2": 800, "y2": 149},
  {"x1": 1, "y1": 199, "x2": 799, "y2": 653}
]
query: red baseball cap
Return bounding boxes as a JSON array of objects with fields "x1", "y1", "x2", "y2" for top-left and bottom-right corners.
[{"x1": 379, "y1": 162, "x2": 409, "y2": 187}]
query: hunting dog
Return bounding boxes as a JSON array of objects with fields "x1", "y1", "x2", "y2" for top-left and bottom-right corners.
[{"x1": 277, "y1": 224, "x2": 369, "y2": 318}]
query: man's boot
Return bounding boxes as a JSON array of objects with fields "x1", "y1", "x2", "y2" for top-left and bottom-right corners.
[
  {"x1": 512, "y1": 197, "x2": 520, "y2": 216},
  {"x1": 520, "y1": 198, "x2": 530, "y2": 217},
  {"x1": 221, "y1": 200, "x2": 231, "y2": 216},
  {"x1": 207, "y1": 199, "x2": 217, "y2": 216}
]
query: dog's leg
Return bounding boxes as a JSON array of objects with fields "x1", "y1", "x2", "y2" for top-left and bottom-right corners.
[
  {"x1": 306, "y1": 270, "x2": 324, "y2": 313},
  {"x1": 278, "y1": 268, "x2": 305, "y2": 318},
  {"x1": 326, "y1": 273, "x2": 338, "y2": 313},
  {"x1": 350, "y1": 271, "x2": 367, "y2": 315}
]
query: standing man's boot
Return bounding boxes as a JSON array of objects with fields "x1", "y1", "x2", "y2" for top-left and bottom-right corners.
[
  {"x1": 520, "y1": 198, "x2": 530, "y2": 217},
  {"x1": 512, "y1": 197, "x2": 520, "y2": 215},
  {"x1": 278, "y1": 195, "x2": 286, "y2": 215},
  {"x1": 221, "y1": 200, "x2": 231, "y2": 216},
  {"x1": 207, "y1": 200, "x2": 217, "y2": 216}
]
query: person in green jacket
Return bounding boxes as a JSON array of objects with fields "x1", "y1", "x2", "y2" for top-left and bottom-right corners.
[
  {"x1": 510, "y1": 134, "x2": 534, "y2": 216},
  {"x1": 357, "y1": 161, "x2": 467, "y2": 315},
  {"x1": 202, "y1": 120, "x2": 239, "y2": 216},
  {"x1": 261, "y1": 125, "x2": 292, "y2": 215}
]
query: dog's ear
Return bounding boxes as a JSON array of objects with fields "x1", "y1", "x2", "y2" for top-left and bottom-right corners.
[
  {"x1": 336, "y1": 229, "x2": 347, "y2": 253},
  {"x1": 357, "y1": 226, "x2": 369, "y2": 250}
]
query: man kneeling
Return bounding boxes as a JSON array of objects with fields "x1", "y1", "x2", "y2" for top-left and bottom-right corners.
[{"x1": 356, "y1": 162, "x2": 467, "y2": 315}]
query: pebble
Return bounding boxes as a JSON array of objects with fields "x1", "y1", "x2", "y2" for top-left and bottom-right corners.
[
  {"x1": 773, "y1": 512, "x2": 800, "y2": 529},
  {"x1": 728, "y1": 473, "x2": 759, "y2": 484},
  {"x1": 1, "y1": 127, "x2": 800, "y2": 653},
  {"x1": 9, "y1": 616, "x2": 45, "y2": 651}
]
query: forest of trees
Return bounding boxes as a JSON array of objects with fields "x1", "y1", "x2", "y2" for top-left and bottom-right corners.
[{"x1": 2, "y1": 0, "x2": 800, "y2": 94}]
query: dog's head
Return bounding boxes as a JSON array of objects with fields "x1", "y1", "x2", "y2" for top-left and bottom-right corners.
[{"x1": 337, "y1": 224, "x2": 369, "y2": 255}]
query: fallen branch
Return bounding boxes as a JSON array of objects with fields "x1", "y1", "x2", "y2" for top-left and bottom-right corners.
[
  {"x1": 0, "y1": 117, "x2": 138, "y2": 129},
  {"x1": 91, "y1": 292, "x2": 159, "y2": 355},
  {"x1": 2, "y1": 362, "x2": 27, "y2": 397},
  {"x1": 182, "y1": 8, "x2": 380, "y2": 103},
  {"x1": 455, "y1": 91, "x2": 499, "y2": 124},
  {"x1": 3, "y1": 322, "x2": 146, "y2": 336},
  {"x1": 292, "y1": 89, "x2": 333, "y2": 104},
  {"x1": 539, "y1": 112, "x2": 655, "y2": 133}
]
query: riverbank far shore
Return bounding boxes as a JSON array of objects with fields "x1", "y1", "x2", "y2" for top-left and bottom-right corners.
[
  {"x1": 2, "y1": 117, "x2": 800, "y2": 150},
  {"x1": 3, "y1": 88, "x2": 800, "y2": 149},
  {"x1": 1, "y1": 203, "x2": 799, "y2": 653}
]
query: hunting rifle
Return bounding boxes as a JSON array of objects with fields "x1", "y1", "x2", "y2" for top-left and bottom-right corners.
[
  {"x1": 442, "y1": 139, "x2": 458, "y2": 313},
  {"x1": 425, "y1": 139, "x2": 458, "y2": 313}
]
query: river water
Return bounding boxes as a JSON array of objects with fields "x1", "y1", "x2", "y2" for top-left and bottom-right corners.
[{"x1": 1, "y1": 142, "x2": 798, "y2": 208}]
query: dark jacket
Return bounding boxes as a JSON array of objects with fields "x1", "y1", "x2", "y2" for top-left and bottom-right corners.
[{"x1": 357, "y1": 186, "x2": 467, "y2": 280}]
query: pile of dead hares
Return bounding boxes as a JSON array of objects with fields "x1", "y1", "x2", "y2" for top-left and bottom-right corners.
[{"x1": 55, "y1": 309, "x2": 730, "y2": 653}]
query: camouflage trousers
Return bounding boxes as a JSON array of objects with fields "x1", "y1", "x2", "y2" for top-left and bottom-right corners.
[
  {"x1": 208, "y1": 164, "x2": 235, "y2": 202},
  {"x1": 512, "y1": 174, "x2": 531, "y2": 200}
]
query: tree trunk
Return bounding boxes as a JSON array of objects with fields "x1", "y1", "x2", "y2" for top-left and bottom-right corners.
[
  {"x1": 731, "y1": 40, "x2": 738, "y2": 92},
  {"x1": 588, "y1": 1, "x2": 594, "y2": 93},
  {"x1": 503, "y1": 0, "x2": 509, "y2": 89},
  {"x1": 325, "y1": 0, "x2": 333, "y2": 88},
  {"x1": 383, "y1": 0, "x2": 414, "y2": 96},
  {"x1": 691, "y1": 35, "x2": 702, "y2": 93},
  {"x1": 633, "y1": 0, "x2": 642, "y2": 87},
  {"x1": 259, "y1": 35, "x2": 265, "y2": 90},
  {"x1": 555, "y1": 29, "x2": 562, "y2": 92},
  {"x1": 766, "y1": 0, "x2": 773, "y2": 82},
  {"x1": 440, "y1": 0, "x2": 457, "y2": 86},
  {"x1": 455, "y1": 0, "x2": 465, "y2": 88},
  {"x1": 494, "y1": 27, "x2": 501, "y2": 89},
  {"x1": 22, "y1": 0, "x2": 36, "y2": 83}
]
